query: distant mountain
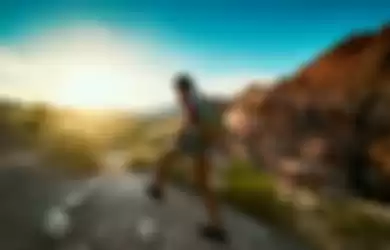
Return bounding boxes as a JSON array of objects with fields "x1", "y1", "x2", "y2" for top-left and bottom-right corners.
[{"x1": 134, "y1": 105, "x2": 180, "y2": 121}]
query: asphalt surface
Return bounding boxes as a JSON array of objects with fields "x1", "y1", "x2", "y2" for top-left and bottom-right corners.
[{"x1": 0, "y1": 165, "x2": 310, "y2": 250}]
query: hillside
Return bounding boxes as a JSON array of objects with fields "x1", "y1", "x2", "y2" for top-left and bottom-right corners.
[{"x1": 227, "y1": 23, "x2": 390, "y2": 199}]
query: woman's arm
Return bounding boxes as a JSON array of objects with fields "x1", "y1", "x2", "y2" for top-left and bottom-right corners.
[{"x1": 181, "y1": 94, "x2": 200, "y2": 126}]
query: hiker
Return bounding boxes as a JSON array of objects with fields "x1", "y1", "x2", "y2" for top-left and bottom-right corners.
[{"x1": 146, "y1": 72, "x2": 228, "y2": 243}]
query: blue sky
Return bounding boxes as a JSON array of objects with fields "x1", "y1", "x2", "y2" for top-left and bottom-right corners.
[{"x1": 0, "y1": 0, "x2": 389, "y2": 110}]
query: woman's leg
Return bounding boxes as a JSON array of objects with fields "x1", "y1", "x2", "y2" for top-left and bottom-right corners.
[
  {"x1": 194, "y1": 152, "x2": 223, "y2": 227},
  {"x1": 148, "y1": 148, "x2": 180, "y2": 200},
  {"x1": 193, "y1": 149, "x2": 228, "y2": 242},
  {"x1": 148, "y1": 130, "x2": 188, "y2": 199},
  {"x1": 154, "y1": 149, "x2": 180, "y2": 190}
]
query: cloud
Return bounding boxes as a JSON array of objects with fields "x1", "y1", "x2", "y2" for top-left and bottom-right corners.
[{"x1": 0, "y1": 24, "x2": 276, "y2": 111}]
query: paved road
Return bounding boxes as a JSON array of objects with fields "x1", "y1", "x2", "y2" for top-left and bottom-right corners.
[{"x1": 0, "y1": 166, "x2": 309, "y2": 250}]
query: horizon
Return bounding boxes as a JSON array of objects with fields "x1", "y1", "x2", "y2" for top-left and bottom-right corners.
[{"x1": 1, "y1": 0, "x2": 389, "y2": 112}]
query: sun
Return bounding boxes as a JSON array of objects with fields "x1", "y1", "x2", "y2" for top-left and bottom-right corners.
[{"x1": 55, "y1": 67, "x2": 122, "y2": 108}]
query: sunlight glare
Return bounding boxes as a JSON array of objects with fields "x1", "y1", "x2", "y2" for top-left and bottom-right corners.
[{"x1": 56, "y1": 66, "x2": 124, "y2": 108}]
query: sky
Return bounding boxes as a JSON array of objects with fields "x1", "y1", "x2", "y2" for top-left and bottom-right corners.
[{"x1": 0, "y1": 0, "x2": 389, "y2": 111}]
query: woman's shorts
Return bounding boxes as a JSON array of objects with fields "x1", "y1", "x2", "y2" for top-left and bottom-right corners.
[{"x1": 173, "y1": 128, "x2": 208, "y2": 157}]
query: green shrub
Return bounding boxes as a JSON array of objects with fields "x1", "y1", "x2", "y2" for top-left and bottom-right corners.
[{"x1": 222, "y1": 159, "x2": 296, "y2": 229}]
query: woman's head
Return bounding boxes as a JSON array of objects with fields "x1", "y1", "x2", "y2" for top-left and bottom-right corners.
[{"x1": 173, "y1": 72, "x2": 195, "y2": 94}]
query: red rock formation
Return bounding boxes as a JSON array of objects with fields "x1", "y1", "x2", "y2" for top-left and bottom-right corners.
[{"x1": 227, "y1": 23, "x2": 390, "y2": 198}]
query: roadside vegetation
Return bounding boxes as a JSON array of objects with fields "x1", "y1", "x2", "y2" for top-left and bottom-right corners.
[{"x1": 1, "y1": 97, "x2": 390, "y2": 250}]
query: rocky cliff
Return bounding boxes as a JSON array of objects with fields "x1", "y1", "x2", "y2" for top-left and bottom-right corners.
[{"x1": 226, "y1": 23, "x2": 390, "y2": 200}]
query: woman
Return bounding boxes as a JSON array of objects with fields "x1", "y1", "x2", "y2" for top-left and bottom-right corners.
[{"x1": 146, "y1": 72, "x2": 228, "y2": 243}]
